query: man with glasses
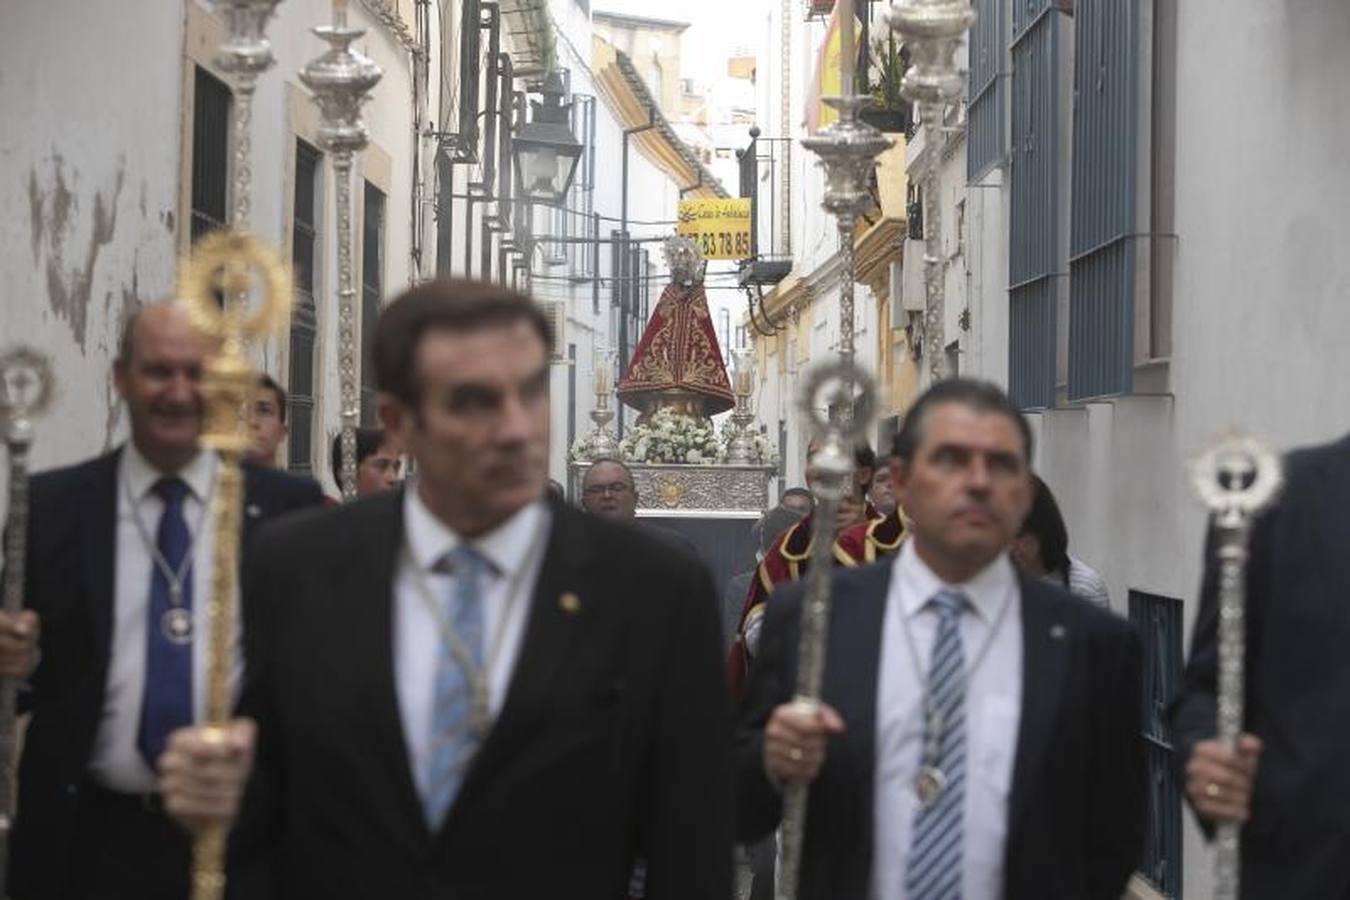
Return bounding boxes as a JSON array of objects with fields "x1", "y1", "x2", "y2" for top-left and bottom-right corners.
[{"x1": 580, "y1": 457, "x2": 700, "y2": 561}]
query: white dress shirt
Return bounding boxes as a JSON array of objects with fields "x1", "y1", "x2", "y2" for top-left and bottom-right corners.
[
  {"x1": 393, "y1": 485, "x2": 549, "y2": 800},
  {"x1": 88, "y1": 444, "x2": 239, "y2": 793},
  {"x1": 869, "y1": 542, "x2": 1024, "y2": 900}
]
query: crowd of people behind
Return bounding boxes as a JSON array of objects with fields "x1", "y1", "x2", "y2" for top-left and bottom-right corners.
[{"x1": 1, "y1": 277, "x2": 1344, "y2": 900}]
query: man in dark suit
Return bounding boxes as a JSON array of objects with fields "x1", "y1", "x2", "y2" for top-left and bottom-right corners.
[
  {"x1": 160, "y1": 278, "x2": 733, "y2": 899},
  {"x1": 0, "y1": 301, "x2": 323, "y2": 899},
  {"x1": 736, "y1": 378, "x2": 1145, "y2": 900},
  {"x1": 1171, "y1": 433, "x2": 1350, "y2": 899}
]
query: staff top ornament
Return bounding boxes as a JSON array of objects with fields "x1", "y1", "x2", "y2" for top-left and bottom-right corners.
[
  {"x1": 1191, "y1": 433, "x2": 1284, "y2": 530},
  {"x1": 0, "y1": 347, "x2": 55, "y2": 444}
]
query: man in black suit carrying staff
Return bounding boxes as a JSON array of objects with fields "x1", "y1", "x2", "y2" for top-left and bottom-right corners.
[
  {"x1": 0, "y1": 300, "x2": 324, "y2": 899},
  {"x1": 1171, "y1": 431, "x2": 1350, "y2": 899},
  {"x1": 160, "y1": 278, "x2": 734, "y2": 899},
  {"x1": 736, "y1": 378, "x2": 1145, "y2": 900}
]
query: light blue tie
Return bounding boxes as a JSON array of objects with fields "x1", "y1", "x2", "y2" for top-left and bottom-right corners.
[
  {"x1": 423, "y1": 544, "x2": 488, "y2": 828},
  {"x1": 905, "y1": 588, "x2": 967, "y2": 900}
]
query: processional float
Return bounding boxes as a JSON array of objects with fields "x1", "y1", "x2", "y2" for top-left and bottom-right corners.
[
  {"x1": 572, "y1": 236, "x2": 776, "y2": 517},
  {"x1": 0, "y1": 347, "x2": 54, "y2": 892}
]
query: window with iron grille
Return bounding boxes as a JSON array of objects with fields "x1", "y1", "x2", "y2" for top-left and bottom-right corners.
[
  {"x1": 1007, "y1": 0, "x2": 1070, "y2": 410},
  {"x1": 288, "y1": 140, "x2": 322, "y2": 473},
  {"x1": 1067, "y1": 0, "x2": 1142, "y2": 400},
  {"x1": 1129, "y1": 589, "x2": 1184, "y2": 899},
  {"x1": 718, "y1": 309, "x2": 731, "y2": 357},
  {"x1": 570, "y1": 95, "x2": 597, "y2": 278},
  {"x1": 361, "y1": 181, "x2": 386, "y2": 425},
  {"x1": 968, "y1": 0, "x2": 1008, "y2": 179},
  {"x1": 191, "y1": 67, "x2": 232, "y2": 243}
]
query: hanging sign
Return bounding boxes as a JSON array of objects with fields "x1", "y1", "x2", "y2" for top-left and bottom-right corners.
[{"x1": 677, "y1": 198, "x2": 752, "y2": 260}]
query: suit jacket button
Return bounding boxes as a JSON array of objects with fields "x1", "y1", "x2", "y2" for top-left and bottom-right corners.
[{"x1": 66, "y1": 784, "x2": 78, "y2": 796}]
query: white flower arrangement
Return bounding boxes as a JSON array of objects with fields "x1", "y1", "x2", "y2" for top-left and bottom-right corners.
[
  {"x1": 717, "y1": 420, "x2": 780, "y2": 467},
  {"x1": 619, "y1": 408, "x2": 722, "y2": 465},
  {"x1": 568, "y1": 430, "x2": 609, "y2": 463}
]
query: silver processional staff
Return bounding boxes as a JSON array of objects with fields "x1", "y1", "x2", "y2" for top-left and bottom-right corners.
[
  {"x1": 0, "y1": 346, "x2": 55, "y2": 894},
  {"x1": 1190, "y1": 433, "x2": 1283, "y2": 900}
]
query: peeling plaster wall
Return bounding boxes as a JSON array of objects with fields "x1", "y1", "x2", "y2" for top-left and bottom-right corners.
[
  {"x1": 1, "y1": 0, "x2": 426, "y2": 509},
  {"x1": 1, "y1": 0, "x2": 184, "y2": 478}
]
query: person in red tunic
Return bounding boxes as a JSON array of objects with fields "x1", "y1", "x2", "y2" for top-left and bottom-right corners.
[{"x1": 726, "y1": 443, "x2": 883, "y2": 698}]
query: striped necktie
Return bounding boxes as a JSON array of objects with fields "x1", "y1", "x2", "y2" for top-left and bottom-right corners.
[
  {"x1": 423, "y1": 544, "x2": 488, "y2": 829},
  {"x1": 905, "y1": 588, "x2": 967, "y2": 900}
]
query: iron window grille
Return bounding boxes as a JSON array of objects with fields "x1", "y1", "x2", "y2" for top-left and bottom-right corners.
[
  {"x1": 287, "y1": 140, "x2": 322, "y2": 473},
  {"x1": 1129, "y1": 589, "x2": 1185, "y2": 899},
  {"x1": 190, "y1": 66, "x2": 232, "y2": 243},
  {"x1": 361, "y1": 181, "x2": 386, "y2": 426}
]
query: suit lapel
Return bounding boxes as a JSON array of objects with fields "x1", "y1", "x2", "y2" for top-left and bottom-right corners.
[
  {"x1": 338, "y1": 489, "x2": 431, "y2": 843},
  {"x1": 824, "y1": 563, "x2": 891, "y2": 853},
  {"x1": 443, "y1": 502, "x2": 593, "y2": 831},
  {"x1": 82, "y1": 450, "x2": 121, "y2": 664},
  {"x1": 1007, "y1": 576, "x2": 1071, "y2": 832}
]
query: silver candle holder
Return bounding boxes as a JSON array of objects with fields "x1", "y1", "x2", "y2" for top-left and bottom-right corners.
[
  {"x1": 800, "y1": 100, "x2": 892, "y2": 378},
  {"x1": 215, "y1": 0, "x2": 284, "y2": 227},
  {"x1": 300, "y1": 0, "x2": 383, "y2": 501},
  {"x1": 776, "y1": 7, "x2": 890, "y2": 896},
  {"x1": 724, "y1": 348, "x2": 759, "y2": 466},
  {"x1": 585, "y1": 347, "x2": 620, "y2": 460},
  {"x1": 886, "y1": 0, "x2": 975, "y2": 384}
]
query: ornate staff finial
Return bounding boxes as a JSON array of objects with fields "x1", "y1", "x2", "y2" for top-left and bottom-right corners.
[
  {"x1": 1190, "y1": 432, "x2": 1282, "y2": 900},
  {"x1": 214, "y1": 0, "x2": 284, "y2": 227},
  {"x1": 0, "y1": 346, "x2": 54, "y2": 886},
  {"x1": 301, "y1": 2, "x2": 383, "y2": 502},
  {"x1": 776, "y1": 362, "x2": 877, "y2": 900}
]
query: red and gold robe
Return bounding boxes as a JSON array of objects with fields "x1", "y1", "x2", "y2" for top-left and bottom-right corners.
[
  {"x1": 725, "y1": 506, "x2": 905, "y2": 698},
  {"x1": 617, "y1": 282, "x2": 735, "y2": 418}
]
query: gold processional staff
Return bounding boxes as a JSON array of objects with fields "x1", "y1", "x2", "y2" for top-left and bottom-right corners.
[{"x1": 178, "y1": 230, "x2": 291, "y2": 900}]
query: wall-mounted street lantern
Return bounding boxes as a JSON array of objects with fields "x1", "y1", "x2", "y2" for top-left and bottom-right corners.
[{"x1": 512, "y1": 71, "x2": 584, "y2": 206}]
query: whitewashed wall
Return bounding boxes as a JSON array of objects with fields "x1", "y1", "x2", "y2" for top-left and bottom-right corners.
[{"x1": 0, "y1": 0, "x2": 429, "y2": 504}]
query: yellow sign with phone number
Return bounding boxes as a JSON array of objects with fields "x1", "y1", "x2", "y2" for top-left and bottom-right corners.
[{"x1": 677, "y1": 198, "x2": 752, "y2": 260}]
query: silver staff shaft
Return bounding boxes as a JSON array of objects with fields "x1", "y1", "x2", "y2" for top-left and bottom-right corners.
[
  {"x1": 1212, "y1": 536, "x2": 1248, "y2": 900},
  {"x1": 776, "y1": 479, "x2": 845, "y2": 900},
  {"x1": 0, "y1": 345, "x2": 53, "y2": 895},
  {"x1": 0, "y1": 418, "x2": 33, "y2": 888},
  {"x1": 1190, "y1": 433, "x2": 1282, "y2": 900},
  {"x1": 776, "y1": 364, "x2": 874, "y2": 900}
]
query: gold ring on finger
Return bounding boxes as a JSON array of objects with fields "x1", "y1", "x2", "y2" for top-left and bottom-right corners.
[
  {"x1": 788, "y1": 747, "x2": 804, "y2": 763},
  {"x1": 1205, "y1": 782, "x2": 1220, "y2": 799}
]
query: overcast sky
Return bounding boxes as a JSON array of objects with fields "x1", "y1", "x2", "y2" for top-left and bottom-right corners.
[{"x1": 593, "y1": 0, "x2": 770, "y2": 83}]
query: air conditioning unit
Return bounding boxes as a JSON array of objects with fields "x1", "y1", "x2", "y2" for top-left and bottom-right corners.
[{"x1": 540, "y1": 300, "x2": 567, "y2": 360}]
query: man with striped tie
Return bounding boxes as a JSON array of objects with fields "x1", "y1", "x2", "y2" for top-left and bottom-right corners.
[{"x1": 735, "y1": 378, "x2": 1145, "y2": 900}]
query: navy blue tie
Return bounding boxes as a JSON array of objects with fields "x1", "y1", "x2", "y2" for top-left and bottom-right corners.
[{"x1": 136, "y1": 477, "x2": 194, "y2": 772}]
